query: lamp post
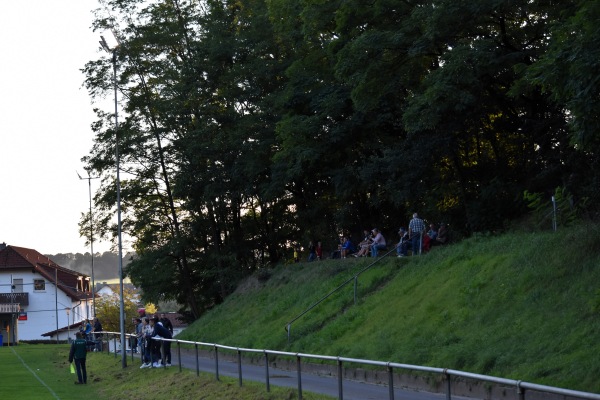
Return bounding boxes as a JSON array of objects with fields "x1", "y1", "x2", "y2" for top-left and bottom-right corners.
[
  {"x1": 66, "y1": 307, "x2": 71, "y2": 342},
  {"x1": 77, "y1": 171, "x2": 99, "y2": 316},
  {"x1": 77, "y1": 275, "x2": 85, "y2": 319},
  {"x1": 100, "y1": 33, "x2": 127, "y2": 368}
]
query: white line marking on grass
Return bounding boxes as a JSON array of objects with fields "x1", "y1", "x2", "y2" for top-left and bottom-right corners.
[{"x1": 10, "y1": 347, "x2": 61, "y2": 400}]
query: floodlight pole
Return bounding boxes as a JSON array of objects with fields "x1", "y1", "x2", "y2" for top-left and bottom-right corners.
[
  {"x1": 78, "y1": 171, "x2": 99, "y2": 316},
  {"x1": 100, "y1": 34, "x2": 126, "y2": 368}
]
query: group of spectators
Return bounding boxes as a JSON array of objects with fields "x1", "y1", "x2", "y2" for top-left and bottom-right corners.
[
  {"x1": 68, "y1": 312, "x2": 175, "y2": 385},
  {"x1": 78, "y1": 317, "x2": 103, "y2": 352},
  {"x1": 302, "y1": 212, "x2": 448, "y2": 261},
  {"x1": 395, "y1": 213, "x2": 448, "y2": 257},
  {"x1": 136, "y1": 313, "x2": 174, "y2": 369}
]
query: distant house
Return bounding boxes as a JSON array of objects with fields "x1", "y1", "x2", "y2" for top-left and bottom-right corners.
[{"x1": 0, "y1": 243, "x2": 95, "y2": 344}]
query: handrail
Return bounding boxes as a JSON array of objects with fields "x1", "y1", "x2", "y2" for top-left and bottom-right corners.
[
  {"x1": 98, "y1": 331, "x2": 600, "y2": 400},
  {"x1": 284, "y1": 246, "x2": 398, "y2": 342}
]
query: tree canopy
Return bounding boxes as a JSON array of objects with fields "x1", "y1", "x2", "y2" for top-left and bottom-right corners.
[{"x1": 81, "y1": 0, "x2": 599, "y2": 319}]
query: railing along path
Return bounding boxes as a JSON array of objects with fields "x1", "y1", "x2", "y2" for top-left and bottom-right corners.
[{"x1": 97, "y1": 331, "x2": 600, "y2": 400}]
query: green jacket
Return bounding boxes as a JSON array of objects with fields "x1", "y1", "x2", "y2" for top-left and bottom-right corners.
[{"x1": 69, "y1": 339, "x2": 90, "y2": 361}]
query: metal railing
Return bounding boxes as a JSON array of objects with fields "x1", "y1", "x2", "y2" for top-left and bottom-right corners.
[
  {"x1": 0, "y1": 303, "x2": 20, "y2": 313},
  {"x1": 99, "y1": 331, "x2": 600, "y2": 400},
  {"x1": 284, "y1": 246, "x2": 398, "y2": 342}
]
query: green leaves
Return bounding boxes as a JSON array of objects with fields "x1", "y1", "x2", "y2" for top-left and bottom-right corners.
[{"x1": 82, "y1": 0, "x2": 600, "y2": 319}]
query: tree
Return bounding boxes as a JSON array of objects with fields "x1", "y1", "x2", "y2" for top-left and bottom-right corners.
[
  {"x1": 84, "y1": 0, "x2": 207, "y2": 318},
  {"x1": 94, "y1": 287, "x2": 139, "y2": 334},
  {"x1": 525, "y1": 0, "x2": 600, "y2": 208},
  {"x1": 81, "y1": 0, "x2": 599, "y2": 322}
]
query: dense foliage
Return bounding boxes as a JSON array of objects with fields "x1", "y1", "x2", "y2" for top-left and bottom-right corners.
[
  {"x1": 80, "y1": 0, "x2": 600, "y2": 318},
  {"x1": 94, "y1": 287, "x2": 139, "y2": 333}
]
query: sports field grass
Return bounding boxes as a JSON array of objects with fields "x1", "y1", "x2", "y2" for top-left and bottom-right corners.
[
  {"x1": 0, "y1": 344, "x2": 78, "y2": 400},
  {"x1": 0, "y1": 344, "x2": 330, "y2": 399}
]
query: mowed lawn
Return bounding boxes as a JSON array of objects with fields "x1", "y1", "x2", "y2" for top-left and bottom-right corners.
[
  {"x1": 1, "y1": 343, "x2": 330, "y2": 400},
  {"x1": 0, "y1": 344, "x2": 90, "y2": 400}
]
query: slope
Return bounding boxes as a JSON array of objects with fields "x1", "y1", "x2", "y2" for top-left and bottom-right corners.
[{"x1": 178, "y1": 223, "x2": 600, "y2": 393}]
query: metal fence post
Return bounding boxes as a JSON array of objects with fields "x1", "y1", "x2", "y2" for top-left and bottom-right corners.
[
  {"x1": 517, "y1": 381, "x2": 525, "y2": 400},
  {"x1": 297, "y1": 355, "x2": 303, "y2": 400},
  {"x1": 237, "y1": 349, "x2": 243, "y2": 387},
  {"x1": 388, "y1": 364, "x2": 394, "y2": 400},
  {"x1": 264, "y1": 351, "x2": 270, "y2": 392},
  {"x1": 113, "y1": 335, "x2": 117, "y2": 359},
  {"x1": 195, "y1": 343, "x2": 199, "y2": 377},
  {"x1": 445, "y1": 370, "x2": 451, "y2": 400},
  {"x1": 177, "y1": 340, "x2": 182, "y2": 372},
  {"x1": 214, "y1": 345, "x2": 220, "y2": 381},
  {"x1": 337, "y1": 358, "x2": 343, "y2": 400},
  {"x1": 130, "y1": 335, "x2": 135, "y2": 363}
]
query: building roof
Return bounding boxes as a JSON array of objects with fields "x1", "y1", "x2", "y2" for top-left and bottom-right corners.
[
  {"x1": 40, "y1": 322, "x2": 83, "y2": 337},
  {"x1": 0, "y1": 245, "x2": 94, "y2": 301},
  {"x1": 97, "y1": 282, "x2": 137, "y2": 292}
]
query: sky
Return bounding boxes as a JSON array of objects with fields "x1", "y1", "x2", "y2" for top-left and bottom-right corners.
[{"x1": 0, "y1": 1, "x2": 116, "y2": 255}]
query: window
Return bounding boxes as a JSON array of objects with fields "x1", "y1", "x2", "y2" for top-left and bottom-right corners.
[
  {"x1": 34, "y1": 279, "x2": 45, "y2": 291},
  {"x1": 12, "y1": 279, "x2": 23, "y2": 293}
]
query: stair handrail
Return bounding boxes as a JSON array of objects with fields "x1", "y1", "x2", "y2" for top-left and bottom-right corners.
[{"x1": 284, "y1": 246, "x2": 398, "y2": 342}]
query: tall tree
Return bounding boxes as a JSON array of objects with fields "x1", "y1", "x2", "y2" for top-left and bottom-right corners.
[
  {"x1": 81, "y1": 0, "x2": 599, "y2": 321},
  {"x1": 525, "y1": 0, "x2": 600, "y2": 207},
  {"x1": 84, "y1": 0, "x2": 205, "y2": 318}
]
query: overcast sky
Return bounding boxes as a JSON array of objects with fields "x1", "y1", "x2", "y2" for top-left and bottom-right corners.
[{"x1": 0, "y1": 1, "x2": 117, "y2": 255}]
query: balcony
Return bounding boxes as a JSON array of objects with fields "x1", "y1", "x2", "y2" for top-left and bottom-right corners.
[
  {"x1": 0, "y1": 303, "x2": 20, "y2": 313},
  {"x1": 0, "y1": 292, "x2": 29, "y2": 306}
]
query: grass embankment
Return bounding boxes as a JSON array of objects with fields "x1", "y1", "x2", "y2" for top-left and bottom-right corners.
[
  {"x1": 178, "y1": 223, "x2": 600, "y2": 393},
  {"x1": 0, "y1": 344, "x2": 331, "y2": 399}
]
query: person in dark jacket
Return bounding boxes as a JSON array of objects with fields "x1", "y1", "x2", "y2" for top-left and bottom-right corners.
[
  {"x1": 151, "y1": 316, "x2": 173, "y2": 367},
  {"x1": 92, "y1": 317, "x2": 103, "y2": 352},
  {"x1": 159, "y1": 313, "x2": 174, "y2": 335},
  {"x1": 68, "y1": 332, "x2": 95, "y2": 384}
]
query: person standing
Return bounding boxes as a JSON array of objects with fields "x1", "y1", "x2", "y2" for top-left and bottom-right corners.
[
  {"x1": 159, "y1": 313, "x2": 174, "y2": 336},
  {"x1": 307, "y1": 241, "x2": 316, "y2": 262},
  {"x1": 316, "y1": 241, "x2": 323, "y2": 261},
  {"x1": 293, "y1": 245, "x2": 301, "y2": 263},
  {"x1": 68, "y1": 332, "x2": 95, "y2": 384},
  {"x1": 409, "y1": 213, "x2": 426, "y2": 255},
  {"x1": 83, "y1": 319, "x2": 92, "y2": 338},
  {"x1": 157, "y1": 315, "x2": 173, "y2": 366},
  {"x1": 135, "y1": 318, "x2": 144, "y2": 354},
  {"x1": 140, "y1": 317, "x2": 153, "y2": 368},
  {"x1": 152, "y1": 316, "x2": 173, "y2": 367},
  {"x1": 82, "y1": 319, "x2": 93, "y2": 351},
  {"x1": 92, "y1": 317, "x2": 103, "y2": 352}
]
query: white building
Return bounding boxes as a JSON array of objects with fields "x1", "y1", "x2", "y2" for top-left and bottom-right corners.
[{"x1": 0, "y1": 244, "x2": 95, "y2": 344}]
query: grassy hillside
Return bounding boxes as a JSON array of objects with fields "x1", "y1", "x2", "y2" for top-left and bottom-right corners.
[{"x1": 178, "y1": 223, "x2": 600, "y2": 393}]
